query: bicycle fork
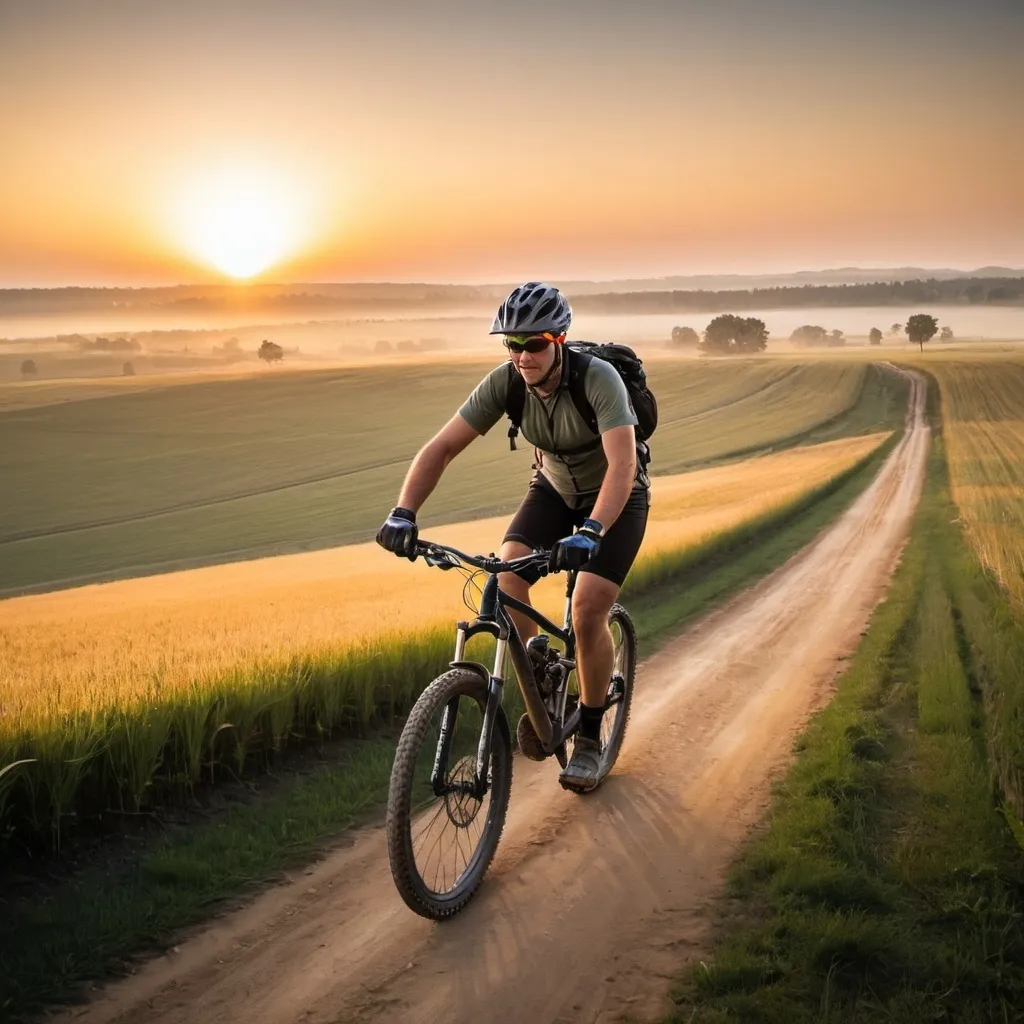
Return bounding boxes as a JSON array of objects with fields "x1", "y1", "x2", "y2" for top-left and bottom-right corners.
[{"x1": 430, "y1": 635, "x2": 508, "y2": 801}]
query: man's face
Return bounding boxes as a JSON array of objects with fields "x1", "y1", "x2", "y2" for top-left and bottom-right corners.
[{"x1": 506, "y1": 335, "x2": 561, "y2": 386}]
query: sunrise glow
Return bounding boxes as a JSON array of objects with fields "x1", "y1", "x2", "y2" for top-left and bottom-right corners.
[{"x1": 171, "y1": 164, "x2": 313, "y2": 279}]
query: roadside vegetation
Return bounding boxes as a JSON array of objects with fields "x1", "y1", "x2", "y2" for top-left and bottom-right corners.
[
  {"x1": 669, "y1": 401, "x2": 1024, "y2": 1021},
  {"x1": 0, "y1": 359, "x2": 903, "y2": 594}
]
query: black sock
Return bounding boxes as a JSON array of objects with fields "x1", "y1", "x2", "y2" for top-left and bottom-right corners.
[{"x1": 579, "y1": 703, "x2": 605, "y2": 742}]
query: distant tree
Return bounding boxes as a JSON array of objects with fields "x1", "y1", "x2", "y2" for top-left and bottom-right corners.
[
  {"x1": 122, "y1": 361, "x2": 136, "y2": 376},
  {"x1": 396, "y1": 340, "x2": 418, "y2": 353},
  {"x1": 20, "y1": 358, "x2": 38, "y2": 376},
  {"x1": 670, "y1": 325, "x2": 700, "y2": 348},
  {"x1": 889, "y1": 322, "x2": 903, "y2": 338},
  {"x1": 829, "y1": 329, "x2": 846, "y2": 347},
  {"x1": 373, "y1": 340, "x2": 393, "y2": 354},
  {"x1": 869, "y1": 327, "x2": 883, "y2": 346},
  {"x1": 905, "y1": 313, "x2": 939, "y2": 352},
  {"x1": 701, "y1": 314, "x2": 769, "y2": 355},
  {"x1": 790, "y1": 325, "x2": 828, "y2": 346},
  {"x1": 257, "y1": 340, "x2": 284, "y2": 364},
  {"x1": 940, "y1": 326, "x2": 954, "y2": 341}
]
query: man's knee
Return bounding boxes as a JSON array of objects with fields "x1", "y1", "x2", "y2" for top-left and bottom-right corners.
[
  {"x1": 572, "y1": 575, "x2": 618, "y2": 637},
  {"x1": 499, "y1": 540, "x2": 533, "y2": 598}
]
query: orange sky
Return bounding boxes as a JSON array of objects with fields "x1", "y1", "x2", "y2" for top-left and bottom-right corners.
[{"x1": 1, "y1": 1, "x2": 1022, "y2": 286}]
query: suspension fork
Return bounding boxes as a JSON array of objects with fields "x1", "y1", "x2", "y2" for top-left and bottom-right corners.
[
  {"x1": 431, "y1": 628, "x2": 509, "y2": 799},
  {"x1": 473, "y1": 639, "x2": 507, "y2": 797}
]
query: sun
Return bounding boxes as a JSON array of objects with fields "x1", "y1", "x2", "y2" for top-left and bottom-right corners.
[{"x1": 172, "y1": 163, "x2": 312, "y2": 279}]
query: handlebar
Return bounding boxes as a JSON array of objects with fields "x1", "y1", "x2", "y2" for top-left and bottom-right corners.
[{"x1": 414, "y1": 539, "x2": 552, "y2": 577}]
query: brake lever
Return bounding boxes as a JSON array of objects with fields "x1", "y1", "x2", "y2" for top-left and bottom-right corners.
[{"x1": 423, "y1": 547, "x2": 458, "y2": 570}]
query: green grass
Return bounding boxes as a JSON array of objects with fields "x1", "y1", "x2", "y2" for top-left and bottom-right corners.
[
  {"x1": 0, "y1": 421, "x2": 902, "y2": 1021},
  {"x1": 667, "y1": 434, "x2": 1024, "y2": 1023},
  {"x1": 0, "y1": 359, "x2": 904, "y2": 595}
]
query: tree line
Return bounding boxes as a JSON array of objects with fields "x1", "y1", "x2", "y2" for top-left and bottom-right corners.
[
  {"x1": 671, "y1": 313, "x2": 948, "y2": 355},
  {"x1": 578, "y1": 277, "x2": 1024, "y2": 315}
]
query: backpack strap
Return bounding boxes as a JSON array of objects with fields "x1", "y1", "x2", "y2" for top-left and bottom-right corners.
[
  {"x1": 563, "y1": 346, "x2": 599, "y2": 435},
  {"x1": 505, "y1": 361, "x2": 526, "y2": 450}
]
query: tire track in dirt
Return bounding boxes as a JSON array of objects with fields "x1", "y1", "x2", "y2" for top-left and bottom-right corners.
[{"x1": 57, "y1": 369, "x2": 929, "y2": 1024}]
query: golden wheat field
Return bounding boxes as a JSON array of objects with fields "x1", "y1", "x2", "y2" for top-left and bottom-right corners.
[
  {"x1": 0, "y1": 432, "x2": 887, "y2": 843},
  {"x1": 0, "y1": 432, "x2": 886, "y2": 722},
  {"x1": 922, "y1": 359, "x2": 1024, "y2": 607}
]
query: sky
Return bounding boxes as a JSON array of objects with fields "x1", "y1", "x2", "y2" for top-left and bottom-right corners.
[{"x1": 1, "y1": 0, "x2": 1022, "y2": 287}]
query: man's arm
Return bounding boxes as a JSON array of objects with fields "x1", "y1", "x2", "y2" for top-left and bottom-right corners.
[
  {"x1": 587, "y1": 424, "x2": 637, "y2": 531},
  {"x1": 395, "y1": 413, "x2": 481, "y2": 512}
]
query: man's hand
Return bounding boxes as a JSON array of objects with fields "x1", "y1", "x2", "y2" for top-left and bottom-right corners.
[
  {"x1": 376, "y1": 507, "x2": 419, "y2": 560},
  {"x1": 549, "y1": 518, "x2": 603, "y2": 572}
]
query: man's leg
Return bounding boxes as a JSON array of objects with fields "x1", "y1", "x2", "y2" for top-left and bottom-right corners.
[
  {"x1": 559, "y1": 572, "x2": 619, "y2": 790},
  {"x1": 571, "y1": 571, "x2": 620, "y2": 710},
  {"x1": 499, "y1": 476, "x2": 575, "y2": 641},
  {"x1": 498, "y1": 541, "x2": 538, "y2": 642},
  {"x1": 559, "y1": 487, "x2": 649, "y2": 791}
]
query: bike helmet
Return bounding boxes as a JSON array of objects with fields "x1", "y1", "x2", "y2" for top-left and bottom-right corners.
[{"x1": 490, "y1": 282, "x2": 572, "y2": 336}]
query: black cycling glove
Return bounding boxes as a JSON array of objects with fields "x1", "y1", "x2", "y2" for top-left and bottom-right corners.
[
  {"x1": 549, "y1": 518, "x2": 604, "y2": 572},
  {"x1": 376, "y1": 506, "x2": 419, "y2": 560}
]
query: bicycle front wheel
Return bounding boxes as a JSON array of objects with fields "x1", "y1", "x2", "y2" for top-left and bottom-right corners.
[{"x1": 386, "y1": 668, "x2": 513, "y2": 919}]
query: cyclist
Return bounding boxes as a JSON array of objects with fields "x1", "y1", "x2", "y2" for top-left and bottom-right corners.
[{"x1": 376, "y1": 282, "x2": 650, "y2": 791}]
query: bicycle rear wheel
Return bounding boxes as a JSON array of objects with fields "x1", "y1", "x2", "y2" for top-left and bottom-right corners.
[{"x1": 386, "y1": 668, "x2": 513, "y2": 919}]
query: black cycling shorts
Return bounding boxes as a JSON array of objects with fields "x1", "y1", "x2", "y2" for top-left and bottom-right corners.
[{"x1": 503, "y1": 475, "x2": 650, "y2": 587}]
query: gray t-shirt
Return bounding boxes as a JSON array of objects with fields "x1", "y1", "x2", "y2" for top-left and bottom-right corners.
[{"x1": 459, "y1": 356, "x2": 639, "y2": 507}]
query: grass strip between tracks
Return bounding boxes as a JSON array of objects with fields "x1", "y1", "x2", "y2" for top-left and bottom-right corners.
[
  {"x1": 668, "y1": 426, "x2": 1024, "y2": 1021},
  {"x1": 0, "y1": 431, "x2": 900, "y2": 1021}
]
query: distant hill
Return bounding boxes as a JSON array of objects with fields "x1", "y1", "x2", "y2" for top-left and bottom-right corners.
[
  {"x1": 2, "y1": 267, "x2": 1022, "y2": 320},
  {"x1": 561, "y1": 267, "x2": 1024, "y2": 294}
]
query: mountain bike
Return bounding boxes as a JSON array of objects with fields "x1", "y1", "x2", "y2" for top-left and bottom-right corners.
[{"x1": 385, "y1": 538, "x2": 637, "y2": 920}]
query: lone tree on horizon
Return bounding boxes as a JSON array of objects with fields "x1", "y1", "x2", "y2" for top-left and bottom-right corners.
[
  {"x1": 906, "y1": 314, "x2": 939, "y2": 352},
  {"x1": 940, "y1": 326, "x2": 954, "y2": 341},
  {"x1": 258, "y1": 340, "x2": 284, "y2": 364},
  {"x1": 21, "y1": 358, "x2": 38, "y2": 376},
  {"x1": 670, "y1": 325, "x2": 700, "y2": 348},
  {"x1": 790, "y1": 325, "x2": 828, "y2": 347},
  {"x1": 889, "y1": 322, "x2": 903, "y2": 338},
  {"x1": 869, "y1": 328, "x2": 883, "y2": 346},
  {"x1": 701, "y1": 314, "x2": 768, "y2": 355}
]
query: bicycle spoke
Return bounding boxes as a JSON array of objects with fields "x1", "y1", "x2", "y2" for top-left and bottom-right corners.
[{"x1": 408, "y1": 716, "x2": 493, "y2": 895}]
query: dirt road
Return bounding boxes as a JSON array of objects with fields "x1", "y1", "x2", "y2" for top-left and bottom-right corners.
[{"x1": 60, "y1": 370, "x2": 929, "y2": 1024}]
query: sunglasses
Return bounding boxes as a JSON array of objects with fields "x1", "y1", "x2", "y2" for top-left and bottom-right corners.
[{"x1": 502, "y1": 332, "x2": 561, "y2": 354}]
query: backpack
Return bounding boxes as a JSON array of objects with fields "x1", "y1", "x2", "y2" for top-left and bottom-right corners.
[{"x1": 504, "y1": 342, "x2": 658, "y2": 465}]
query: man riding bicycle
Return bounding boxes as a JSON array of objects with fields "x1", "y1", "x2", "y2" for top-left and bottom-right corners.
[{"x1": 376, "y1": 282, "x2": 650, "y2": 792}]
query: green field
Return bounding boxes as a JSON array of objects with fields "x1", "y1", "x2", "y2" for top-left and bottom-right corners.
[{"x1": 0, "y1": 358, "x2": 904, "y2": 594}]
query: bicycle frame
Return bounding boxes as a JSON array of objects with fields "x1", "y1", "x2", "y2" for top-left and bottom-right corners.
[{"x1": 435, "y1": 567, "x2": 580, "y2": 800}]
